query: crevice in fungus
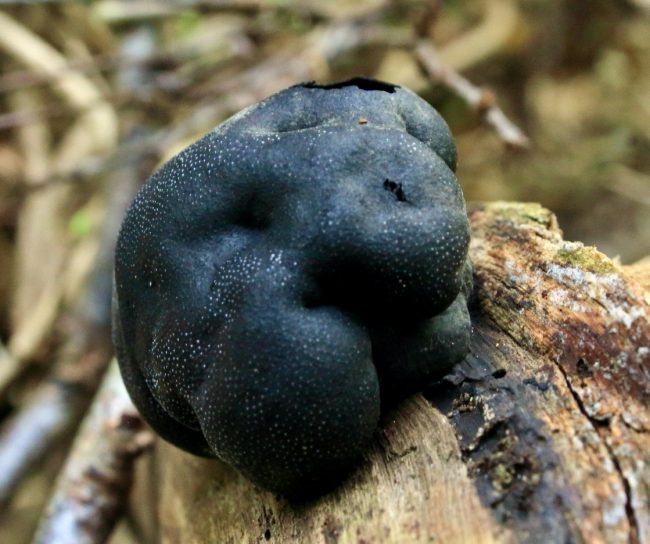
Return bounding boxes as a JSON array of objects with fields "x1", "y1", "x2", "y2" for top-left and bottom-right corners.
[
  {"x1": 383, "y1": 179, "x2": 407, "y2": 202},
  {"x1": 234, "y1": 197, "x2": 272, "y2": 230},
  {"x1": 303, "y1": 77, "x2": 398, "y2": 94}
]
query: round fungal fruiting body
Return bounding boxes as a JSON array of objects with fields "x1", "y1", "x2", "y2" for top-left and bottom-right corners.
[{"x1": 113, "y1": 78, "x2": 472, "y2": 497}]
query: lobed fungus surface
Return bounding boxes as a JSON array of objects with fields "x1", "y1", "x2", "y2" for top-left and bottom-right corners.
[{"x1": 113, "y1": 78, "x2": 472, "y2": 497}]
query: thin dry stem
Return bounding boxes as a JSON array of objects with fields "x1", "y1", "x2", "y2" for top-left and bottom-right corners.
[
  {"x1": 0, "y1": 11, "x2": 118, "y2": 380},
  {"x1": 0, "y1": 166, "x2": 139, "y2": 506},
  {"x1": 415, "y1": 40, "x2": 530, "y2": 148}
]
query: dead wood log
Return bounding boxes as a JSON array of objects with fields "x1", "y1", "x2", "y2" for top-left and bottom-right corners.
[{"x1": 133, "y1": 201, "x2": 649, "y2": 544}]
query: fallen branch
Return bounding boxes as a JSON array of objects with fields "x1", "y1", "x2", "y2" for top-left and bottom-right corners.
[
  {"x1": 33, "y1": 361, "x2": 153, "y2": 544},
  {"x1": 0, "y1": 165, "x2": 140, "y2": 507},
  {"x1": 415, "y1": 40, "x2": 529, "y2": 149},
  {"x1": 0, "y1": 380, "x2": 86, "y2": 507}
]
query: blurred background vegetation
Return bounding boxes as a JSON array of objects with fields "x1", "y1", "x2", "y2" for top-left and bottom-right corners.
[{"x1": 0, "y1": 1, "x2": 649, "y2": 542}]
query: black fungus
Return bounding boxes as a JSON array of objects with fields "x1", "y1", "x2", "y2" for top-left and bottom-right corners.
[{"x1": 113, "y1": 77, "x2": 472, "y2": 498}]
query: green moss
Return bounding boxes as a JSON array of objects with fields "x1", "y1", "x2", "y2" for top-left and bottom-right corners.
[
  {"x1": 497, "y1": 433, "x2": 517, "y2": 451},
  {"x1": 555, "y1": 246, "x2": 617, "y2": 274},
  {"x1": 68, "y1": 209, "x2": 93, "y2": 239},
  {"x1": 485, "y1": 201, "x2": 556, "y2": 228},
  {"x1": 492, "y1": 463, "x2": 513, "y2": 489}
]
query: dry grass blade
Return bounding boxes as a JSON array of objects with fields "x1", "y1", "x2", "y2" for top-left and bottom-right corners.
[
  {"x1": 436, "y1": 0, "x2": 520, "y2": 73},
  {"x1": 0, "y1": 11, "x2": 118, "y2": 388},
  {"x1": 0, "y1": 165, "x2": 139, "y2": 508},
  {"x1": 93, "y1": 0, "x2": 332, "y2": 23},
  {"x1": 0, "y1": 11, "x2": 104, "y2": 110},
  {"x1": 0, "y1": 344, "x2": 19, "y2": 403}
]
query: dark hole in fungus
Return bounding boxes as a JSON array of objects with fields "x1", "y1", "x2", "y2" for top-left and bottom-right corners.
[
  {"x1": 234, "y1": 196, "x2": 272, "y2": 230},
  {"x1": 492, "y1": 368, "x2": 506, "y2": 379},
  {"x1": 383, "y1": 179, "x2": 407, "y2": 202},
  {"x1": 264, "y1": 529, "x2": 271, "y2": 540},
  {"x1": 303, "y1": 77, "x2": 398, "y2": 94},
  {"x1": 301, "y1": 290, "x2": 324, "y2": 310}
]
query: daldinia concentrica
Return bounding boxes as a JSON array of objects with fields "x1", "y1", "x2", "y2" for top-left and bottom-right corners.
[{"x1": 113, "y1": 77, "x2": 472, "y2": 497}]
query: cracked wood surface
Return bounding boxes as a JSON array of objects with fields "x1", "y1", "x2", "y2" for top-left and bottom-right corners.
[{"x1": 136, "y1": 201, "x2": 649, "y2": 544}]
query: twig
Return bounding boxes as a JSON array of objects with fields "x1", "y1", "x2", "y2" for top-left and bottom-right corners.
[
  {"x1": 0, "y1": 51, "x2": 178, "y2": 94},
  {"x1": 414, "y1": 40, "x2": 530, "y2": 149},
  {"x1": 434, "y1": 0, "x2": 520, "y2": 73},
  {"x1": 1, "y1": 11, "x2": 118, "y2": 383},
  {"x1": 604, "y1": 165, "x2": 650, "y2": 207},
  {"x1": 33, "y1": 361, "x2": 154, "y2": 544},
  {"x1": 628, "y1": 0, "x2": 650, "y2": 11},
  {"x1": 0, "y1": 11, "x2": 107, "y2": 111},
  {"x1": 0, "y1": 380, "x2": 84, "y2": 507},
  {"x1": 0, "y1": 343, "x2": 19, "y2": 404},
  {"x1": 0, "y1": 11, "x2": 117, "y2": 170},
  {"x1": 92, "y1": 0, "x2": 331, "y2": 23},
  {"x1": 0, "y1": 164, "x2": 140, "y2": 507}
]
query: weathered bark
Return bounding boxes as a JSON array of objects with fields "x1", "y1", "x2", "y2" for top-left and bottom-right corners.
[{"x1": 136, "y1": 201, "x2": 649, "y2": 544}]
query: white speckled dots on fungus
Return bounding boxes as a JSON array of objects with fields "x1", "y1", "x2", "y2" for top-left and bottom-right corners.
[{"x1": 112, "y1": 77, "x2": 472, "y2": 498}]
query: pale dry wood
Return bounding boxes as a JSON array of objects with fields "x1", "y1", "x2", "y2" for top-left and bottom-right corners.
[
  {"x1": 155, "y1": 396, "x2": 505, "y2": 544},
  {"x1": 0, "y1": 11, "x2": 108, "y2": 111},
  {"x1": 0, "y1": 380, "x2": 77, "y2": 507},
  {"x1": 146, "y1": 202, "x2": 648, "y2": 544},
  {"x1": 8, "y1": 91, "x2": 50, "y2": 184},
  {"x1": 6, "y1": 89, "x2": 57, "y2": 360},
  {"x1": 4, "y1": 91, "x2": 69, "y2": 392},
  {"x1": 92, "y1": 0, "x2": 375, "y2": 23},
  {"x1": 0, "y1": 167, "x2": 139, "y2": 508},
  {"x1": 0, "y1": 343, "x2": 18, "y2": 405},
  {"x1": 0, "y1": 13, "x2": 117, "y2": 167},
  {"x1": 0, "y1": 11, "x2": 118, "y2": 386}
]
